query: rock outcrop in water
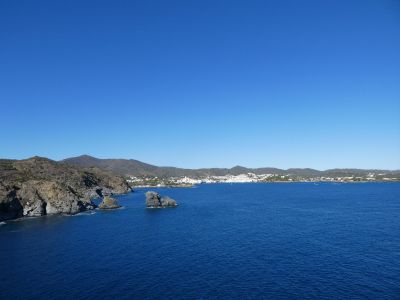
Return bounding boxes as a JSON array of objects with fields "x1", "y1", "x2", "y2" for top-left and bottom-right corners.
[
  {"x1": 0, "y1": 157, "x2": 132, "y2": 221},
  {"x1": 160, "y1": 196, "x2": 177, "y2": 207},
  {"x1": 145, "y1": 191, "x2": 178, "y2": 208},
  {"x1": 98, "y1": 196, "x2": 121, "y2": 209}
]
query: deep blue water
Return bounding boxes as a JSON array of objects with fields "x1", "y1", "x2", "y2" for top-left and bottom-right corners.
[{"x1": 1, "y1": 183, "x2": 400, "y2": 299}]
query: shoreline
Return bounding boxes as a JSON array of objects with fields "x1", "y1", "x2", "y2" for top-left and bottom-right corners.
[{"x1": 131, "y1": 180, "x2": 399, "y2": 189}]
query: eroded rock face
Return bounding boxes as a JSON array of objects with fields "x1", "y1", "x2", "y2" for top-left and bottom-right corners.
[
  {"x1": 0, "y1": 157, "x2": 132, "y2": 221},
  {"x1": 40, "y1": 181, "x2": 95, "y2": 215},
  {"x1": 1, "y1": 180, "x2": 96, "y2": 218},
  {"x1": 18, "y1": 182, "x2": 47, "y2": 216},
  {"x1": 98, "y1": 196, "x2": 121, "y2": 209},
  {"x1": 145, "y1": 191, "x2": 177, "y2": 208}
]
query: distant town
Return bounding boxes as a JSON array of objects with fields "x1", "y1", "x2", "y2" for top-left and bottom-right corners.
[{"x1": 127, "y1": 172, "x2": 400, "y2": 187}]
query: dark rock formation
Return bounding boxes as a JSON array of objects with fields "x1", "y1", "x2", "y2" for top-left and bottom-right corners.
[
  {"x1": 0, "y1": 182, "x2": 23, "y2": 221},
  {"x1": 145, "y1": 191, "x2": 162, "y2": 207},
  {"x1": 98, "y1": 196, "x2": 121, "y2": 209},
  {"x1": 145, "y1": 191, "x2": 177, "y2": 208},
  {"x1": 0, "y1": 157, "x2": 132, "y2": 221}
]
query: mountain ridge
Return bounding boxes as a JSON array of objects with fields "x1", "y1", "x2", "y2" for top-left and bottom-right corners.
[{"x1": 62, "y1": 155, "x2": 400, "y2": 178}]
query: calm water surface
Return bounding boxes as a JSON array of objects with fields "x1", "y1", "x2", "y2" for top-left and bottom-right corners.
[{"x1": 1, "y1": 183, "x2": 399, "y2": 299}]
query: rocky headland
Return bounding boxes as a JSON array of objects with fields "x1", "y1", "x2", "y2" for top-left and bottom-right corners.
[
  {"x1": 145, "y1": 191, "x2": 178, "y2": 208},
  {"x1": 0, "y1": 157, "x2": 132, "y2": 221}
]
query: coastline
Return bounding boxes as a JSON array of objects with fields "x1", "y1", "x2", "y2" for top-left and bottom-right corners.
[{"x1": 131, "y1": 180, "x2": 399, "y2": 189}]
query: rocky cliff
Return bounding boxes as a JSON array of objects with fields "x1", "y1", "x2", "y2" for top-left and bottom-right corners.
[{"x1": 0, "y1": 157, "x2": 132, "y2": 221}]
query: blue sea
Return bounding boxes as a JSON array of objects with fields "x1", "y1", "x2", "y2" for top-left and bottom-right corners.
[{"x1": 1, "y1": 183, "x2": 400, "y2": 299}]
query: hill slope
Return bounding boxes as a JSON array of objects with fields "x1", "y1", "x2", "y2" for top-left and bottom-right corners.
[
  {"x1": 63, "y1": 155, "x2": 284, "y2": 177},
  {"x1": 62, "y1": 155, "x2": 400, "y2": 178}
]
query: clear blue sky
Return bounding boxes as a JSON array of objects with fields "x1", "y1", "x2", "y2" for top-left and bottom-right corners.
[{"x1": 1, "y1": 0, "x2": 399, "y2": 169}]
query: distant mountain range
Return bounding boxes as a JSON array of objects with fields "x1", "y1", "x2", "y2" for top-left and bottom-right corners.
[{"x1": 62, "y1": 155, "x2": 400, "y2": 178}]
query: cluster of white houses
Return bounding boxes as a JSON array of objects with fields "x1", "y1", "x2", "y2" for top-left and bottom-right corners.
[{"x1": 126, "y1": 172, "x2": 397, "y2": 187}]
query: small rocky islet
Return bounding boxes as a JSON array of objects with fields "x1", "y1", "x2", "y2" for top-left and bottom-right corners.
[
  {"x1": 145, "y1": 191, "x2": 178, "y2": 208},
  {"x1": 98, "y1": 191, "x2": 178, "y2": 210}
]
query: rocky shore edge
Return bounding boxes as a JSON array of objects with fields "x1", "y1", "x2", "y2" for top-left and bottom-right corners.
[
  {"x1": 98, "y1": 196, "x2": 121, "y2": 210},
  {"x1": 0, "y1": 157, "x2": 132, "y2": 222}
]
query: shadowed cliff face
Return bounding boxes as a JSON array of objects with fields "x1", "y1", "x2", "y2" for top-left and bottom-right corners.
[{"x1": 0, "y1": 157, "x2": 132, "y2": 221}]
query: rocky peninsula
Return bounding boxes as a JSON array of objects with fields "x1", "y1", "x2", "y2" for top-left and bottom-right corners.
[
  {"x1": 0, "y1": 157, "x2": 132, "y2": 221},
  {"x1": 145, "y1": 191, "x2": 178, "y2": 208}
]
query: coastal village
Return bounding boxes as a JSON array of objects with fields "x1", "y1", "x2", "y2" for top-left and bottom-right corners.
[{"x1": 127, "y1": 172, "x2": 399, "y2": 187}]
